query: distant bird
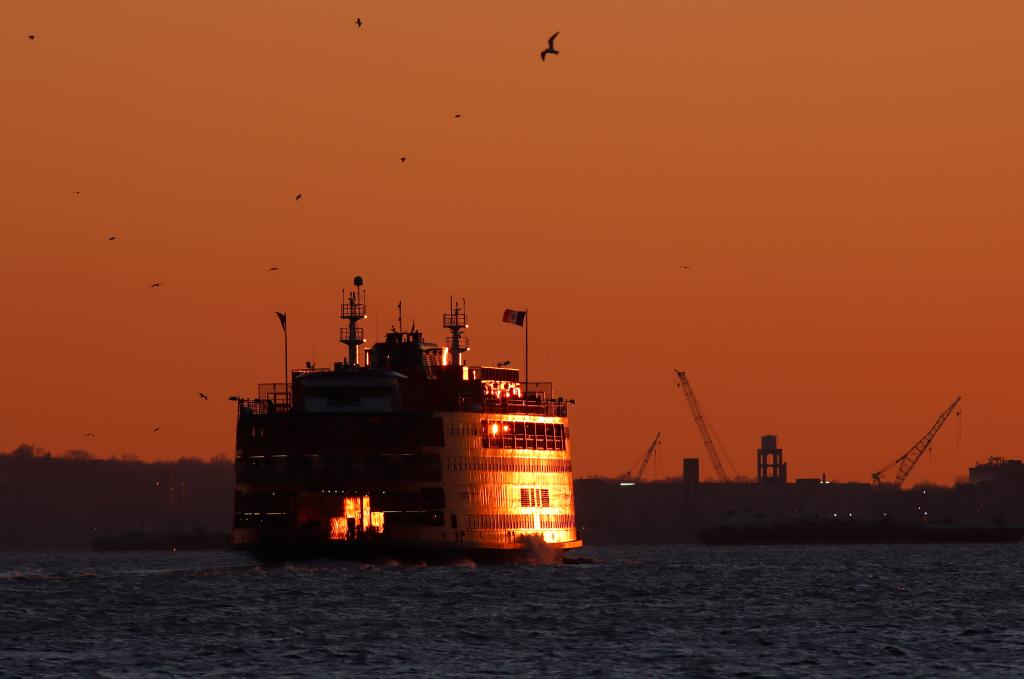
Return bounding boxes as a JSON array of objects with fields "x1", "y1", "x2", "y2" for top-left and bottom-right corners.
[
  {"x1": 355, "y1": 17, "x2": 363, "y2": 28},
  {"x1": 84, "y1": 432, "x2": 95, "y2": 437},
  {"x1": 295, "y1": 193, "x2": 302, "y2": 202},
  {"x1": 72, "y1": 191, "x2": 82, "y2": 196},
  {"x1": 454, "y1": 114, "x2": 462, "y2": 119},
  {"x1": 198, "y1": 392, "x2": 208, "y2": 400},
  {"x1": 400, "y1": 156, "x2": 407, "y2": 163},
  {"x1": 540, "y1": 32, "x2": 559, "y2": 61},
  {"x1": 28, "y1": 34, "x2": 35, "y2": 41},
  {"x1": 497, "y1": 360, "x2": 512, "y2": 367},
  {"x1": 681, "y1": 265, "x2": 691, "y2": 270},
  {"x1": 269, "y1": 266, "x2": 279, "y2": 272},
  {"x1": 107, "y1": 235, "x2": 117, "y2": 241},
  {"x1": 152, "y1": 426, "x2": 160, "y2": 432},
  {"x1": 150, "y1": 282, "x2": 161, "y2": 288}
]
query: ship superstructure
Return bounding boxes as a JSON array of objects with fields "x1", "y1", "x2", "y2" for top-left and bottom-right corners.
[{"x1": 232, "y1": 278, "x2": 581, "y2": 559}]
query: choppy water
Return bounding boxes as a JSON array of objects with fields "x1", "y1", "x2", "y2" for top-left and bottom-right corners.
[{"x1": 2, "y1": 544, "x2": 1023, "y2": 677}]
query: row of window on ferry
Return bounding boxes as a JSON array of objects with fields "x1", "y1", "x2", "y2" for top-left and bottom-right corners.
[
  {"x1": 481, "y1": 420, "x2": 568, "y2": 451},
  {"x1": 463, "y1": 513, "x2": 576, "y2": 530}
]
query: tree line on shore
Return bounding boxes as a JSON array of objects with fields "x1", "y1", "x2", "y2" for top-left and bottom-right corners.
[{"x1": 0, "y1": 444, "x2": 234, "y2": 549}]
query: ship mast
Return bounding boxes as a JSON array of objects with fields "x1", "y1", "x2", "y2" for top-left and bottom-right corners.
[
  {"x1": 443, "y1": 297, "x2": 468, "y2": 366},
  {"x1": 340, "y1": 275, "x2": 367, "y2": 366}
]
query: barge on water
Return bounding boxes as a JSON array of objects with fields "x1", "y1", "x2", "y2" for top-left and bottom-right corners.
[{"x1": 232, "y1": 277, "x2": 581, "y2": 562}]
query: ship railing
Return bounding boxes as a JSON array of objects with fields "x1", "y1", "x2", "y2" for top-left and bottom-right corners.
[
  {"x1": 339, "y1": 327, "x2": 365, "y2": 342},
  {"x1": 443, "y1": 311, "x2": 467, "y2": 328},
  {"x1": 460, "y1": 395, "x2": 568, "y2": 417},
  {"x1": 524, "y1": 382, "x2": 553, "y2": 399},
  {"x1": 446, "y1": 335, "x2": 468, "y2": 350},
  {"x1": 257, "y1": 383, "x2": 292, "y2": 410},
  {"x1": 238, "y1": 398, "x2": 282, "y2": 416},
  {"x1": 340, "y1": 302, "x2": 366, "y2": 319}
]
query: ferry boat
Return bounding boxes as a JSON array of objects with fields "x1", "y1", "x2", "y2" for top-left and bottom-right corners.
[{"x1": 232, "y1": 277, "x2": 582, "y2": 561}]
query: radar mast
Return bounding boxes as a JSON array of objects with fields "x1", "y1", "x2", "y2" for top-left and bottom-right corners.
[
  {"x1": 340, "y1": 275, "x2": 367, "y2": 365},
  {"x1": 443, "y1": 297, "x2": 468, "y2": 366}
]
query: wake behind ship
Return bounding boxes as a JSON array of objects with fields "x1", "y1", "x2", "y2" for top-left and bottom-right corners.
[{"x1": 232, "y1": 277, "x2": 581, "y2": 561}]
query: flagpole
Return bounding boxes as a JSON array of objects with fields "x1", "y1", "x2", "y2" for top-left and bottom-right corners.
[
  {"x1": 275, "y1": 312, "x2": 289, "y2": 390},
  {"x1": 525, "y1": 308, "x2": 529, "y2": 401}
]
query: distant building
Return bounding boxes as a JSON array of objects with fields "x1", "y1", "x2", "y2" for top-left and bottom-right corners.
[
  {"x1": 757, "y1": 435, "x2": 787, "y2": 484},
  {"x1": 968, "y1": 457, "x2": 1024, "y2": 485}
]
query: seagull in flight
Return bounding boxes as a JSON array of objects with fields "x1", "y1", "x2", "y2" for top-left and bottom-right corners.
[
  {"x1": 269, "y1": 266, "x2": 279, "y2": 272},
  {"x1": 198, "y1": 392, "x2": 208, "y2": 400},
  {"x1": 454, "y1": 114, "x2": 462, "y2": 119},
  {"x1": 355, "y1": 17, "x2": 363, "y2": 28},
  {"x1": 295, "y1": 193, "x2": 302, "y2": 202},
  {"x1": 72, "y1": 191, "x2": 82, "y2": 196},
  {"x1": 152, "y1": 426, "x2": 160, "y2": 432},
  {"x1": 400, "y1": 156, "x2": 406, "y2": 163},
  {"x1": 84, "y1": 432, "x2": 95, "y2": 437},
  {"x1": 150, "y1": 282, "x2": 161, "y2": 288},
  {"x1": 28, "y1": 34, "x2": 35, "y2": 41},
  {"x1": 107, "y1": 235, "x2": 117, "y2": 241},
  {"x1": 540, "y1": 32, "x2": 559, "y2": 61}
]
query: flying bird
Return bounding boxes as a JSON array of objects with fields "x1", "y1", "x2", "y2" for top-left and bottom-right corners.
[
  {"x1": 107, "y1": 235, "x2": 117, "y2": 241},
  {"x1": 400, "y1": 156, "x2": 406, "y2": 163},
  {"x1": 269, "y1": 266, "x2": 279, "y2": 272},
  {"x1": 540, "y1": 32, "x2": 559, "y2": 61},
  {"x1": 681, "y1": 265, "x2": 691, "y2": 270},
  {"x1": 454, "y1": 114, "x2": 462, "y2": 118},
  {"x1": 355, "y1": 18, "x2": 363, "y2": 28},
  {"x1": 198, "y1": 392, "x2": 208, "y2": 400},
  {"x1": 295, "y1": 193, "x2": 302, "y2": 202},
  {"x1": 152, "y1": 427, "x2": 160, "y2": 432},
  {"x1": 28, "y1": 35, "x2": 35, "y2": 41},
  {"x1": 150, "y1": 282, "x2": 161, "y2": 288},
  {"x1": 84, "y1": 432, "x2": 95, "y2": 437},
  {"x1": 72, "y1": 191, "x2": 82, "y2": 196}
]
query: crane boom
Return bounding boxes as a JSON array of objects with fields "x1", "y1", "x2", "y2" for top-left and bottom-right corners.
[
  {"x1": 674, "y1": 370, "x2": 730, "y2": 482},
  {"x1": 624, "y1": 432, "x2": 661, "y2": 481},
  {"x1": 872, "y1": 395, "x2": 961, "y2": 488}
]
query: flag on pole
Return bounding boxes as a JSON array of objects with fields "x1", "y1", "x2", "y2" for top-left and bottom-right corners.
[
  {"x1": 502, "y1": 309, "x2": 526, "y2": 326},
  {"x1": 275, "y1": 311, "x2": 287, "y2": 331}
]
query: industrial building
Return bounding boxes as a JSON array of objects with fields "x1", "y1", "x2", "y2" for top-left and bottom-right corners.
[
  {"x1": 575, "y1": 452, "x2": 1024, "y2": 544},
  {"x1": 576, "y1": 408, "x2": 1024, "y2": 546}
]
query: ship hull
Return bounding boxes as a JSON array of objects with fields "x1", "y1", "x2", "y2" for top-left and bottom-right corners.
[
  {"x1": 236, "y1": 538, "x2": 583, "y2": 565},
  {"x1": 234, "y1": 410, "x2": 581, "y2": 559}
]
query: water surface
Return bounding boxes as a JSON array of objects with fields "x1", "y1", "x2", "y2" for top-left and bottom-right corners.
[{"x1": 2, "y1": 544, "x2": 1022, "y2": 676}]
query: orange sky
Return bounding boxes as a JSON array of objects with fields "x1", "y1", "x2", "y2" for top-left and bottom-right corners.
[{"x1": 2, "y1": 2, "x2": 1023, "y2": 484}]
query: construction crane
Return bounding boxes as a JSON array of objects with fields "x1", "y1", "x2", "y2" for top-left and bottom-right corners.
[
  {"x1": 673, "y1": 370, "x2": 736, "y2": 482},
  {"x1": 623, "y1": 432, "x2": 661, "y2": 482},
  {"x1": 872, "y1": 395, "x2": 961, "y2": 488}
]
